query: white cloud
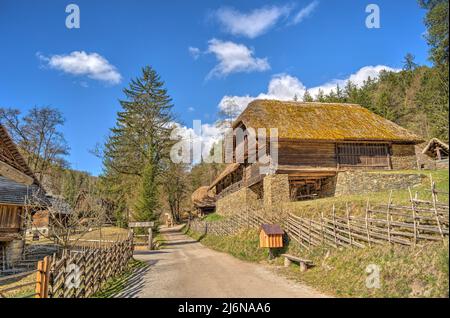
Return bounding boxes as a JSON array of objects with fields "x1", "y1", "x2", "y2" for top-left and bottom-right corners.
[
  {"x1": 188, "y1": 47, "x2": 201, "y2": 60},
  {"x1": 188, "y1": 107, "x2": 195, "y2": 112},
  {"x1": 171, "y1": 121, "x2": 226, "y2": 164},
  {"x1": 218, "y1": 65, "x2": 399, "y2": 114},
  {"x1": 308, "y1": 65, "x2": 399, "y2": 96},
  {"x1": 38, "y1": 51, "x2": 122, "y2": 84},
  {"x1": 213, "y1": 5, "x2": 291, "y2": 38},
  {"x1": 206, "y1": 39, "x2": 270, "y2": 79},
  {"x1": 291, "y1": 1, "x2": 319, "y2": 25}
]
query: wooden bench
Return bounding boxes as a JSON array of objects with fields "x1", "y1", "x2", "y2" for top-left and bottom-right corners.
[{"x1": 281, "y1": 254, "x2": 313, "y2": 272}]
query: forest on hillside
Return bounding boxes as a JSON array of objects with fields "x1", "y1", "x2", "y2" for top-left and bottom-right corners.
[{"x1": 0, "y1": 0, "x2": 447, "y2": 227}]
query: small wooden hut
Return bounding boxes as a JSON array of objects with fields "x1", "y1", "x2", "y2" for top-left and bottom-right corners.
[
  {"x1": 191, "y1": 186, "x2": 216, "y2": 216},
  {"x1": 259, "y1": 224, "x2": 284, "y2": 248},
  {"x1": 422, "y1": 138, "x2": 449, "y2": 161}
]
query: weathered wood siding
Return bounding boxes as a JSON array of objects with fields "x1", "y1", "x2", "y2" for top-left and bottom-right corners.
[
  {"x1": 277, "y1": 141, "x2": 337, "y2": 168},
  {"x1": 0, "y1": 205, "x2": 22, "y2": 233}
]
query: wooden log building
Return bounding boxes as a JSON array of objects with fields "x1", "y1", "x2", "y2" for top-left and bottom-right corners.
[
  {"x1": 207, "y1": 100, "x2": 424, "y2": 205},
  {"x1": 0, "y1": 124, "x2": 45, "y2": 269}
]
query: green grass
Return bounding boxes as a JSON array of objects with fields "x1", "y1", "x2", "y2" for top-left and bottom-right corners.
[
  {"x1": 280, "y1": 239, "x2": 449, "y2": 298},
  {"x1": 0, "y1": 272, "x2": 36, "y2": 298},
  {"x1": 91, "y1": 258, "x2": 147, "y2": 298},
  {"x1": 202, "y1": 213, "x2": 224, "y2": 222}
]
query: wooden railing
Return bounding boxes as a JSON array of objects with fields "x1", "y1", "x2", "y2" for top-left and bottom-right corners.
[{"x1": 0, "y1": 234, "x2": 134, "y2": 298}]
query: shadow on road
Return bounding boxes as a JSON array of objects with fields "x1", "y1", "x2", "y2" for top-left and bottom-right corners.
[{"x1": 113, "y1": 262, "x2": 152, "y2": 298}]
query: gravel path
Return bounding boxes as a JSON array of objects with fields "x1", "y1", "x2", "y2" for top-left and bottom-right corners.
[{"x1": 117, "y1": 225, "x2": 329, "y2": 298}]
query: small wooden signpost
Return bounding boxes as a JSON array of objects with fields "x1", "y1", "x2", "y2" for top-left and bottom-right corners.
[{"x1": 128, "y1": 221, "x2": 155, "y2": 250}]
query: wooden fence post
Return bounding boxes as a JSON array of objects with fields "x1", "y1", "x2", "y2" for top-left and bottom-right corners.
[
  {"x1": 332, "y1": 205, "x2": 338, "y2": 246},
  {"x1": 148, "y1": 228, "x2": 153, "y2": 250},
  {"x1": 408, "y1": 187, "x2": 418, "y2": 246},
  {"x1": 365, "y1": 200, "x2": 371, "y2": 247},
  {"x1": 386, "y1": 190, "x2": 393, "y2": 244},
  {"x1": 345, "y1": 203, "x2": 353, "y2": 247},
  {"x1": 35, "y1": 256, "x2": 50, "y2": 298},
  {"x1": 430, "y1": 181, "x2": 445, "y2": 242}
]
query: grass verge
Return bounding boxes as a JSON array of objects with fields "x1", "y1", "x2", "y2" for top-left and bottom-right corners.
[
  {"x1": 186, "y1": 227, "x2": 449, "y2": 298},
  {"x1": 91, "y1": 258, "x2": 147, "y2": 298}
]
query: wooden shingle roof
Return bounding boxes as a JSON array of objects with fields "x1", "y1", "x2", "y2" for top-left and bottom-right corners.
[
  {"x1": 261, "y1": 224, "x2": 284, "y2": 235},
  {"x1": 233, "y1": 100, "x2": 424, "y2": 143},
  {"x1": 0, "y1": 176, "x2": 46, "y2": 206}
]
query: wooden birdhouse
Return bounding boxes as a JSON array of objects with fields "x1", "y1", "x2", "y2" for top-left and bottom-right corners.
[{"x1": 259, "y1": 224, "x2": 284, "y2": 248}]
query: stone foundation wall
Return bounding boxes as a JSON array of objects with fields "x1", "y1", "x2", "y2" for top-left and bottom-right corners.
[
  {"x1": 1, "y1": 239, "x2": 24, "y2": 267},
  {"x1": 263, "y1": 174, "x2": 290, "y2": 206},
  {"x1": 391, "y1": 144, "x2": 418, "y2": 170},
  {"x1": 319, "y1": 176, "x2": 337, "y2": 198},
  {"x1": 335, "y1": 171, "x2": 424, "y2": 196},
  {"x1": 216, "y1": 187, "x2": 260, "y2": 216}
]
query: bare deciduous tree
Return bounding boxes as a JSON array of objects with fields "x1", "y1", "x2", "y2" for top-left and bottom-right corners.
[{"x1": 0, "y1": 106, "x2": 69, "y2": 182}]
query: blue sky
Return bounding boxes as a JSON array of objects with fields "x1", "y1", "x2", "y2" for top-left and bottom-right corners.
[{"x1": 0, "y1": 0, "x2": 429, "y2": 175}]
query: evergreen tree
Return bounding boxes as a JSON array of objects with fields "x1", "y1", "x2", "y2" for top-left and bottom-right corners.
[
  {"x1": 102, "y1": 66, "x2": 175, "y2": 223},
  {"x1": 403, "y1": 53, "x2": 418, "y2": 71},
  {"x1": 302, "y1": 90, "x2": 314, "y2": 102},
  {"x1": 315, "y1": 89, "x2": 326, "y2": 102},
  {"x1": 134, "y1": 157, "x2": 159, "y2": 222}
]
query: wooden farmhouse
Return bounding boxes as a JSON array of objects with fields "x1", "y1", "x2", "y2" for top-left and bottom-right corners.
[
  {"x1": 204, "y1": 100, "x2": 424, "y2": 213},
  {"x1": 0, "y1": 124, "x2": 45, "y2": 269}
]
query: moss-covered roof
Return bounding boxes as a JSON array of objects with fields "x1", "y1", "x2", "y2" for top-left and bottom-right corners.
[
  {"x1": 191, "y1": 186, "x2": 216, "y2": 208},
  {"x1": 233, "y1": 100, "x2": 423, "y2": 143}
]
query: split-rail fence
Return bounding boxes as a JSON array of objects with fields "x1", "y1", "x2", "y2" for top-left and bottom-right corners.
[{"x1": 189, "y1": 183, "x2": 449, "y2": 249}]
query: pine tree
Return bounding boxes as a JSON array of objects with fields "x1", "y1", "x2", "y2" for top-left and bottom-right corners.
[
  {"x1": 302, "y1": 90, "x2": 314, "y2": 102},
  {"x1": 403, "y1": 53, "x2": 418, "y2": 71},
  {"x1": 315, "y1": 89, "x2": 326, "y2": 102},
  {"x1": 102, "y1": 66, "x2": 175, "y2": 222},
  {"x1": 134, "y1": 157, "x2": 159, "y2": 222}
]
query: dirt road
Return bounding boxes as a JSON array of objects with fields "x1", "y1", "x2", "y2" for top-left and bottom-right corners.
[{"x1": 117, "y1": 225, "x2": 328, "y2": 298}]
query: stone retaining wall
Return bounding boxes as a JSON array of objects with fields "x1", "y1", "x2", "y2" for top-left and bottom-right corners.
[
  {"x1": 263, "y1": 174, "x2": 290, "y2": 206},
  {"x1": 216, "y1": 187, "x2": 260, "y2": 216},
  {"x1": 1, "y1": 239, "x2": 24, "y2": 268}
]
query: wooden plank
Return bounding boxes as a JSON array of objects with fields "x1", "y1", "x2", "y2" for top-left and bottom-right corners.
[{"x1": 128, "y1": 221, "x2": 154, "y2": 228}]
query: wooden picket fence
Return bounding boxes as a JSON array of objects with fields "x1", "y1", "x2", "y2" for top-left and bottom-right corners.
[
  {"x1": 189, "y1": 183, "x2": 449, "y2": 249},
  {"x1": 35, "y1": 234, "x2": 134, "y2": 298}
]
